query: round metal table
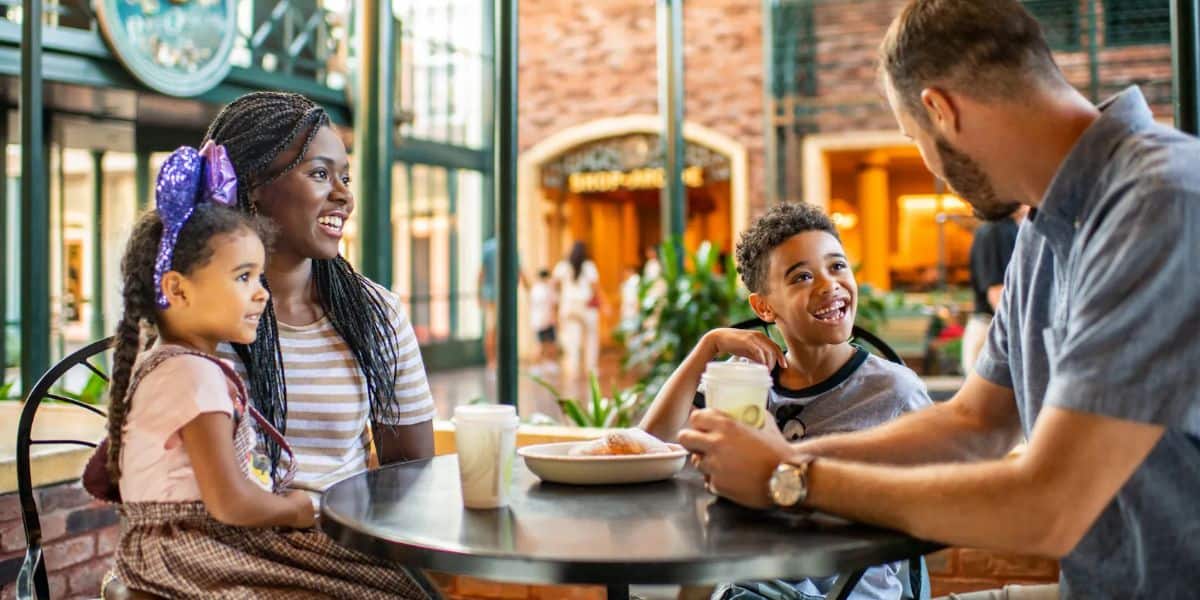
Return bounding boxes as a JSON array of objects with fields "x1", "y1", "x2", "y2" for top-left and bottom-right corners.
[{"x1": 320, "y1": 456, "x2": 939, "y2": 600}]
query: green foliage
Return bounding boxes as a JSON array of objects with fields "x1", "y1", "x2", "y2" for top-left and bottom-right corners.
[
  {"x1": 855, "y1": 283, "x2": 909, "y2": 333},
  {"x1": 528, "y1": 372, "x2": 648, "y2": 429},
  {"x1": 54, "y1": 371, "x2": 108, "y2": 405},
  {"x1": 0, "y1": 379, "x2": 13, "y2": 400},
  {"x1": 618, "y1": 238, "x2": 753, "y2": 397},
  {"x1": 4, "y1": 328, "x2": 17, "y2": 369}
]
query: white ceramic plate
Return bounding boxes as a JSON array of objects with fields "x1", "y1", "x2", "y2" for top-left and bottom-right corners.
[{"x1": 518, "y1": 441, "x2": 689, "y2": 485}]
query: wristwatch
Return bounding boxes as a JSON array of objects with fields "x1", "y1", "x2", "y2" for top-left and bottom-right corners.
[{"x1": 768, "y1": 455, "x2": 815, "y2": 509}]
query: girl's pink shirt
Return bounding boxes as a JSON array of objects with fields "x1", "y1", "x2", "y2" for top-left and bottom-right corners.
[{"x1": 118, "y1": 348, "x2": 239, "y2": 502}]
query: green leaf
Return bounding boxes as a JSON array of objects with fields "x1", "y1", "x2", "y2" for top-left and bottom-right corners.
[
  {"x1": 79, "y1": 373, "x2": 108, "y2": 405},
  {"x1": 588, "y1": 372, "x2": 604, "y2": 422},
  {"x1": 695, "y1": 241, "x2": 716, "y2": 273},
  {"x1": 557, "y1": 398, "x2": 590, "y2": 427},
  {"x1": 527, "y1": 372, "x2": 565, "y2": 401},
  {"x1": 661, "y1": 239, "x2": 680, "y2": 280}
]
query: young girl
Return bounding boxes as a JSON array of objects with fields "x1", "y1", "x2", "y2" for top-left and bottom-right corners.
[
  {"x1": 102, "y1": 146, "x2": 424, "y2": 598},
  {"x1": 202, "y1": 92, "x2": 435, "y2": 491}
]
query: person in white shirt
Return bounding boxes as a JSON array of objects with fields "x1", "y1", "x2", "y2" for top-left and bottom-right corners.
[
  {"x1": 529, "y1": 269, "x2": 558, "y2": 373},
  {"x1": 553, "y1": 241, "x2": 605, "y2": 379}
]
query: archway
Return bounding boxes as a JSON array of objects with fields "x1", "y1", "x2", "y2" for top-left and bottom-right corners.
[{"x1": 517, "y1": 116, "x2": 749, "y2": 350}]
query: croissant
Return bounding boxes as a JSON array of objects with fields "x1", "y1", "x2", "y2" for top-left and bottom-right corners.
[{"x1": 569, "y1": 429, "x2": 672, "y2": 456}]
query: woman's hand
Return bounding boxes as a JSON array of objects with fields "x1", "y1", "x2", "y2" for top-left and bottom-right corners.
[{"x1": 703, "y1": 328, "x2": 788, "y2": 371}]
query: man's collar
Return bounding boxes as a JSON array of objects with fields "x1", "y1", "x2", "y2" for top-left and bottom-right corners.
[{"x1": 1034, "y1": 86, "x2": 1154, "y2": 239}]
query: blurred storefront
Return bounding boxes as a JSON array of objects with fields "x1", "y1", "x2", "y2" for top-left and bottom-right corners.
[
  {"x1": 2, "y1": 1, "x2": 1182, "y2": 390},
  {"x1": 767, "y1": 0, "x2": 1176, "y2": 291}
]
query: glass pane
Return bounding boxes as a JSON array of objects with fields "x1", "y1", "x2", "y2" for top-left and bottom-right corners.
[
  {"x1": 392, "y1": 163, "x2": 413, "y2": 315},
  {"x1": 455, "y1": 170, "x2": 484, "y2": 341},
  {"x1": 394, "y1": 0, "x2": 487, "y2": 147},
  {"x1": 102, "y1": 153, "x2": 139, "y2": 333}
]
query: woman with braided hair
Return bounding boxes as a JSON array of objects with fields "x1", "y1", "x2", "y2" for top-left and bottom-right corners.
[{"x1": 203, "y1": 92, "x2": 436, "y2": 491}]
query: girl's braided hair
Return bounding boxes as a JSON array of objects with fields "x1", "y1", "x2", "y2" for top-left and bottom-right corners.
[
  {"x1": 106, "y1": 205, "x2": 266, "y2": 484},
  {"x1": 202, "y1": 92, "x2": 402, "y2": 475}
]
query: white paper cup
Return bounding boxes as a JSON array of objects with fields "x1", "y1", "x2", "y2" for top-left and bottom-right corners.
[
  {"x1": 453, "y1": 405, "x2": 519, "y2": 509},
  {"x1": 701, "y1": 361, "x2": 772, "y2": 429}
]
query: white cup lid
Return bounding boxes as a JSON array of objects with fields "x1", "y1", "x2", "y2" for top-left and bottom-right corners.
[
  {"x1": 701, "y1": 360, "x2": 773, "y2": 386},
  {"x1": 453, "y1": 404, "x2": 518, "y2": 424}
]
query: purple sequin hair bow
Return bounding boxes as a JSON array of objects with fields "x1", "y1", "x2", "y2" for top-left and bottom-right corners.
[{"x1": 153, "y1": 141, "x2": 238, "y2": 308}]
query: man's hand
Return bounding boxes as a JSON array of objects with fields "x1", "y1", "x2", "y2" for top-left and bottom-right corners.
[{"x1": 678, "y1": 409, "x2": 794, "y2": 509}]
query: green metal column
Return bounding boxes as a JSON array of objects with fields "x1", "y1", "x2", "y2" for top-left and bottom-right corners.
[
  {"x1": 761, "y1": 0, "x2": 778, "y2": 207},
  {"x1": 1087, "y1": 0, "x2": 1100, "y2": 103},
  {"x1": 448, "y1": 169, "x2": 460, "y2": 336},
  {"x1": 657, "y1": 0, "x2": 686, "y2": 259},
  {"x1": 481, "y1": 0, "x2": 496, "y2": 243},
  {"x1": 354, "y1": 0, "x2": 396, "y2": 286},
  {"x1": 20, "y1": 0, "x2": 50, "y2": 396},
  {"x1": 135, "y1": 150, "x2": 151, "y2": 212},
  {"x1": 90, "y1": 151, "x2": 106, "y2": 343},
  {"x1": 494, "y1": 0, "x2": 518, "y2": 407},
  {"x1": 0, "y1": 109, "x2": 7, "y2": 383},
  {"x1": 1172, "y1": 0, "x2": 1200, "y2": 135}
]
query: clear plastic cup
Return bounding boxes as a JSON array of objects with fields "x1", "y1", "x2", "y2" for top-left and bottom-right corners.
[
  {"x1": 701, "y1": 361, "x2": 772, "y2": 429},
  {"x1": 453, "y1": 404, "x2": 519, "y2": 509}
]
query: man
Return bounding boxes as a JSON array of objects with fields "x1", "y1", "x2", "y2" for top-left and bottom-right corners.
[
  {"x1": 478, "y1": 237, "x2": 530, "y2": 372},
  {"x1": 679, "y1": 1, "x2": 1200, "y2": 598},
  {"x1": 962, "y1": 205, "x2": 1026, "y2": 375}
]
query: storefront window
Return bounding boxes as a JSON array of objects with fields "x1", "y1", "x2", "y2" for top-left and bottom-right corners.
[
  {"x1": 392, "y1": 165, "x2": 484, "y2": 345},
  {"x1": 394, "y1": 0, "x2": 488, "y2": 148}
]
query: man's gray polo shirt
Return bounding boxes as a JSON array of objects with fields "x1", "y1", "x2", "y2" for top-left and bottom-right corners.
[{"x1": 976, "y1": 87, "x2": 1200, "y2": 598}]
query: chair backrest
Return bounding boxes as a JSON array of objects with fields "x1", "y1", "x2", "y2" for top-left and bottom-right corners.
[
  {"x1": 16, "y1": 337, "x2": 113, "y2": 600},
  {"x1": 729, "y1": 316, "x2": 906, "y2": 366}
]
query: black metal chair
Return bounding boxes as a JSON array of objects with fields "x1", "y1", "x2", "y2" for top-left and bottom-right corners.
[
  {"x1": 731, "y1": 316, "x2": 906, "y2": 366},
  {"x1": 728, "y1": 317, "x2": 930, "y2": 599},
  {"x1": 16, "y1": 337, "x2": 114, "y2": 600}
]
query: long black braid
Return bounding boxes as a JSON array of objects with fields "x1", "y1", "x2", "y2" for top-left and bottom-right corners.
[{"x1": 202, "y1": 92, "x2": 403, "y2": 476}]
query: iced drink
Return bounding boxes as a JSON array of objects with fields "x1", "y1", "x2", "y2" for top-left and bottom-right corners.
[
  {"x1": 453, "y1": 404, "x2": 519, "y2": 509},
  {"x1": 701, "y1": 361, "x2": 771, "y2": 429}
]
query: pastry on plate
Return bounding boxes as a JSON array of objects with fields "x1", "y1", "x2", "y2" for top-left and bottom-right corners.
[{"x1": 569, "y1": 428, "x2": 672, "y2": 457}]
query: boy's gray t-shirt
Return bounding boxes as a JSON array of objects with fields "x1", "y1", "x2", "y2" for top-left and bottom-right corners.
[{"x1": 766, "y1": 349, "x2": 931, "y2": 442}]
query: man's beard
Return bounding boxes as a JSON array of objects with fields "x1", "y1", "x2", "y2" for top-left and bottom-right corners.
[{"x1": 934, "y1": 135, "x2": 1022, "y2": 222}]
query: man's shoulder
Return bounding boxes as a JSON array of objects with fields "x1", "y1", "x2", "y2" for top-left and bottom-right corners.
[{"x1": 1105, "y1": 124, "x2": 1200, "y2": 201}]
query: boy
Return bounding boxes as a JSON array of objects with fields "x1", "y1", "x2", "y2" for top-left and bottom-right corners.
[
  {"x1": 529, "y1": 268, "x2": 558, "y2": 373},
  {"x1": 640, "y1": 203, "x2": 930, "y2": 600}
]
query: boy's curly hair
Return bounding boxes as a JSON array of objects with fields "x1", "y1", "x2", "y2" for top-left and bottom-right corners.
[{"x1": 735, "y1": 203, "x2": 840, "y2": 294}]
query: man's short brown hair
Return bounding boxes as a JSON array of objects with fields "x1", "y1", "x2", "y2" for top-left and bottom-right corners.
[{"x1": 881, "y1": 0, "x2": 1067, "y2": 124}]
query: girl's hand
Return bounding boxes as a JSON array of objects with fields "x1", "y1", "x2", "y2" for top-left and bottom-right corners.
[
  {"x1": 704, "y1": 328, "x2": 788, "y2": 371},
  {"x1": 285, "y1": 490, "x2": 317, "y2": 529}
]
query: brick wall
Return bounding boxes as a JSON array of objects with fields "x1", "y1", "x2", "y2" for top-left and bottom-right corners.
[
  {"x1": 519, "y1": 0, "x2": 767, "y2": 217},
  {"x1": 0, "y1": 482, "x2": 118, "y2": 600},
  {"x1": 928, "y1": 548, "x2": 1060, "y2": 597}
]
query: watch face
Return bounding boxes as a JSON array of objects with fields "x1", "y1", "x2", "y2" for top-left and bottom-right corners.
[
  {"x1": 770, "y1": 465, "x2": 804, "y2": 507},
  {"x1": 96, "y1": 0, "x2": 238, "y2": 97}
]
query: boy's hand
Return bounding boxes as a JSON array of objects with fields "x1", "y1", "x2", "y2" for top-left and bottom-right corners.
[{"x1": 704, "y1": 328, "x2": 788, "y2": 371}]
